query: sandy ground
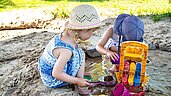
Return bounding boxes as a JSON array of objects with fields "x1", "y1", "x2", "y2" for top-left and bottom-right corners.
[{"x1": 0, "y1": 9, "x2": 171, "y2": 96}]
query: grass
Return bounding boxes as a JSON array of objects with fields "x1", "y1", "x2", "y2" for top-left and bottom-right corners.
[{"x1": 0, "y1": 0, "x2": 171, "y2": 21}]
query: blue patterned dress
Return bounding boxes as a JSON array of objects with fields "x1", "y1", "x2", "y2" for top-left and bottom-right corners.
[{"x1": 38, "y1": 35, "x2": 84, "y2": 88}]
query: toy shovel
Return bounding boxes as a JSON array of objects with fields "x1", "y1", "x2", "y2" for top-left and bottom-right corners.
[
  {"x1": 128, "y1": 62, "x2": 136, "y2": 86},
  {"x1": 122, "y1": 61, "x2": 130, "y2": 84},
  {"x1": 134, "y1": 62, "x2": 141, "y2": 87}
]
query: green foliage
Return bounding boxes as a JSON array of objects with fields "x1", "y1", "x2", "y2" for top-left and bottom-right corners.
[
  {"x1": 0, "y1": 0, "x2": 15, "y2": 8},
  {"x1": 0, "y1": 0, "x2": 171, "y2": 21},
  {"x1": 152, "y1": 12, "x2": 171, "y2": 22},
  {"x1": 51, "y1": 5, "x2": 70, "y2": 19}
]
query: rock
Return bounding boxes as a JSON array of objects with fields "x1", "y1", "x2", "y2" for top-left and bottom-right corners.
[
  {"x1": 159, "y1": 42, "x2": 171, "y2": 52},
  {"x1": 148, "y1": 42, "x2": 157, "y2": 50},
  {"x1": 85, "y1": 48, "x2": 101, "y2": 58}
]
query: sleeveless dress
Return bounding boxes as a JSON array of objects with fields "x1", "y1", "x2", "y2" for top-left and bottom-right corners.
[
  {"x1": 104, "y1": 33, "x2": 122, "y2": 49},
  {"x1": 38, "y1": 35, "x2": 84, "y2": 88}
]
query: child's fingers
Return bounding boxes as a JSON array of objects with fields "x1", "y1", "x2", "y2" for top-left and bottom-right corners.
[
  {"x1": 115, "y1": 53, "x2": 119, "y2": 58},
  {"x1": 84, "y1": 79, "x2": 90, "y2": 86},
  {"x1": 84, "y1": 79, "x2": 90, "y2": 82},
  {"x1": 112, "y1": 54, "x2": 118, "y2": 61},
  {"x1": 107, "y1": 51, "x2": 119, "y2": 61},
  {"x1": 85, "y1": 82, "x2": 90, "y2": 86},
  {"x1": 112, "y1": 52, "x2": 119, "y2": 58},
  {"x1": 110, "y1": 55, "x2": 115, "y2": 61}
]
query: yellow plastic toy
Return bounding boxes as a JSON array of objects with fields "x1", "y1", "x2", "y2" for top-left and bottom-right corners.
[
  {"x1": 114, "y1": 41, "x2": 149, "y2": 94},
  {"x1": 128, "y1": 62, "x2": 136, "y2": 86},
  {"x1": 119, "y1": 41, "x2": 148, "y2": 84},
  {"x1": 115, "y1": 71, "x2": 121, "y2": 83}
]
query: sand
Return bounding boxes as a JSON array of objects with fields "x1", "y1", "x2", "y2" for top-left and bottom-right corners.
[{"x1": 0, "y1": 9, "x2": 171, "y2": 96}]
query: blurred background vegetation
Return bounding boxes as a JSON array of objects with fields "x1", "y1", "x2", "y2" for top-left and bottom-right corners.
[{"x1": 0, "y1": 0, "x2": 171, "y2": 21}]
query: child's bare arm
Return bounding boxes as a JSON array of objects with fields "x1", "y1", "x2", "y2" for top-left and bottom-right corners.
[
  {"x1": 96, "y1": 26, "x2": 113, "y2": 54},
  {"x1": 52, "y1": 48, "x2": 89, "y2": 87},
  {"x1": 76, "y1": 52, "x2": 85, "y2": 78},
  {"x1": 96, "y1": 26, "x2": 119, "y2": 61}
]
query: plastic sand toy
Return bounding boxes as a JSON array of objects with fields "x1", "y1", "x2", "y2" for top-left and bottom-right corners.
[
  {"x1": 134, "y1": 62, "x2": 141, "y2": 87},
  {"x1": 128, "y1": 62, "x2": 136, "y2": 86},
  {"x1": 122, "y1": 61, "x2": 130, "y2": 84},
  {"x1": 115, "y1": 41, "x2": 149, "y2": 95}
]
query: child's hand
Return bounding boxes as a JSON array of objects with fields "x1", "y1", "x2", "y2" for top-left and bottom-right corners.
[
  {"x1": 76, "y1": 78, "x2": 90, "y2": 87},
  {"x1": 106, "y1": 50, "x2": 119, "y2": 61}
]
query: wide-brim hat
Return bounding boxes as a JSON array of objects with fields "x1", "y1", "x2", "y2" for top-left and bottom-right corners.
[
  {"x1": 113, "y1": 14, "x2": 144, "y2": 42},
  {"x1": 113, "y1": 14, "x2": 130, "y2": 35},
  {"x1": 122, "y1": 16, "x2": 144, "y2": 42},
  {"x1": 65, "y1": 4, "x2": 102, "y2": 30}
]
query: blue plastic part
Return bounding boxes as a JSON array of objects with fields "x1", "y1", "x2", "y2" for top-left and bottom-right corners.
[{"x1": 134, "y1": 62, "x2": 141, "y2": 87}]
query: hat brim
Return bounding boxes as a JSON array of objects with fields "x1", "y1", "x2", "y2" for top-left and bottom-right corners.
[
  {"x1": 65, "y1": 21, "x2": 104, "y2": 30},
  {"x1": 113, "y1": 14, "x2": 130, "y2": 35}
]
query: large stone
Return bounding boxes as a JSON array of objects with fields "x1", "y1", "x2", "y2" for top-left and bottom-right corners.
[{"x1": 85, "y1": 48, "x2": 101, "y2": 58}]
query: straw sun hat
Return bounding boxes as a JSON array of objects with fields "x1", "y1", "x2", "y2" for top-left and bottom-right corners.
[{"x1": 65, "y1": 4, "x2": 102, "y2": 30}]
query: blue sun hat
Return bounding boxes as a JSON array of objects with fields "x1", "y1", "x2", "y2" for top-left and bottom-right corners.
[
  {"x1": 113, "y1": 14, "x2": 130, "y2": 35},
  {"x1": 122, "y1": 16, "x2": 144, "y2": 42},
  {"x1": 113, "y1": 14, "x2": 144, "y2": 42}
]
